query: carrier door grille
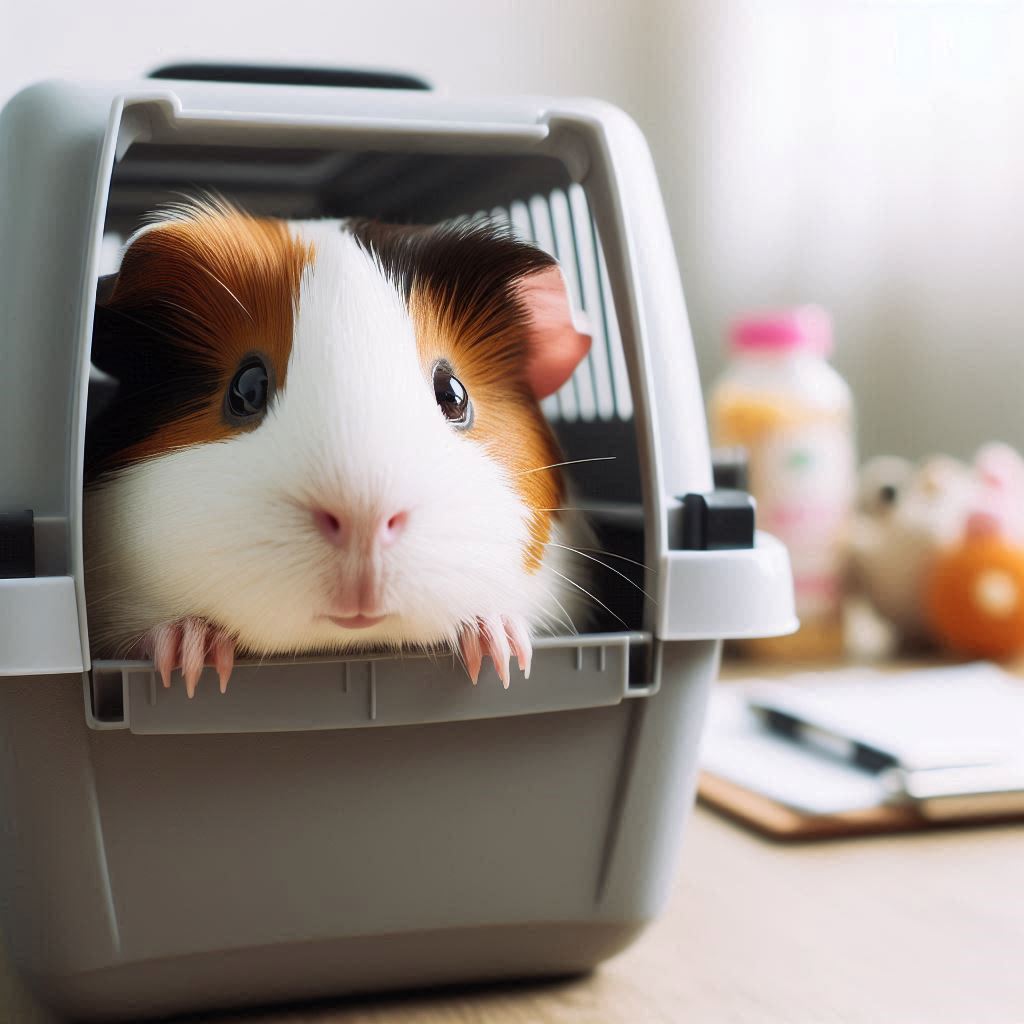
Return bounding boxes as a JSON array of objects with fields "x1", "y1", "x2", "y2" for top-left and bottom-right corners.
[{"x1": 478, "y1": 185, "x2": 633, "y2": 426}]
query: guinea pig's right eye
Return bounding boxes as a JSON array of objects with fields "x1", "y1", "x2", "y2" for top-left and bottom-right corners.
[
  {"x1": 432, "y1": 361, "x2": 473, "y2": 429},
  {"x1": 226, "y1": 356, "x2": 270, "y2": 423}
]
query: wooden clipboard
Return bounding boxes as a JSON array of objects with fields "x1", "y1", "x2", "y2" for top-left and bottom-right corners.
[
  {"x1": 697, "y1": 770, "x2": 928, "y2": 840},
  {"x1": 699, "y1": 770, "x2": 1024, "y2": 840}
]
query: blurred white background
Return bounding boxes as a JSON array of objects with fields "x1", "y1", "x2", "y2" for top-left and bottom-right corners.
[{"x1": 4, "y1": 0, "x2": 1023, "y2": 460}]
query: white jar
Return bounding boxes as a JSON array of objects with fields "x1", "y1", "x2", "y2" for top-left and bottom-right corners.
[{"x1": 710, "y1": 306, "x2": 856, "y2": 659}]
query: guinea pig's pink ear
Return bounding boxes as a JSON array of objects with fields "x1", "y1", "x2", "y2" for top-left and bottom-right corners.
[{"x1": 516, "y1": 266, "x2": 591, "y2": 399}]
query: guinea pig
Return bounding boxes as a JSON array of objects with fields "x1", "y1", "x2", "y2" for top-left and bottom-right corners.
[{"x1": 84, "y1": 197, "x2": 593, "y2": 697}]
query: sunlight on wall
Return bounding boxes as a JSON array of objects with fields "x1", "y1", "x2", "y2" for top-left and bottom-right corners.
[{"x1": 647, "y1": 0, "x2": 1024, "y2": 458}]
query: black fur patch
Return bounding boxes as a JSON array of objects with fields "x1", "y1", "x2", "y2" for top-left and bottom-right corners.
[{"x1": 85, "y1": 298, "x2": 222, "y2": 482}]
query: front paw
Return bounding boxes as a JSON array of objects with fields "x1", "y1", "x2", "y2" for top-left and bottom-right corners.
[
  {"x1": 142, "y1": 618, "x2": 235, "y2": 698},
  {"x1": 458, "y1": 615, "x2": 532, "y2": 689}
]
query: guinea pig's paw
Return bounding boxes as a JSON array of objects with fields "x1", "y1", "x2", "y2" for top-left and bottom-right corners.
[
  {"x1": 145, "y1": 617, "x2": 235, "y2": 698},
  {"x1": 458, "y1": 615, "x2": 532, "y2": 689}
]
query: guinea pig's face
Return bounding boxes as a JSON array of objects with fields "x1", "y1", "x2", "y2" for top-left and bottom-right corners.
[{"x1": 85, "y1": 201, "x2": 587, "y2": 656}]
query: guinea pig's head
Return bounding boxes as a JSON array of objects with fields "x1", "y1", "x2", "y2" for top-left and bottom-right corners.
[{"x1": 85, "y1": 199, "x2": 591, "y2": 656}]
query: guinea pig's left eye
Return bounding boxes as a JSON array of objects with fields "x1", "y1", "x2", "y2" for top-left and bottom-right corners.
[
  {"x1": 433, "y1": 362, "x2": 473, "y2": 429},
  {"x1": 226, "y1": 356, "x2": 270, "y2": 423}
]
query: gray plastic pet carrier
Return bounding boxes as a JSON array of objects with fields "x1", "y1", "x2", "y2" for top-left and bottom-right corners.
[{"x1": 0, "y1": 67, "x2": 795, "y2": 1021}]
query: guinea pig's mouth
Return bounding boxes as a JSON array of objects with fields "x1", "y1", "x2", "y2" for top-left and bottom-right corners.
[{"x1": 321, "y1": 613, "x2": 390, "y2": 630}]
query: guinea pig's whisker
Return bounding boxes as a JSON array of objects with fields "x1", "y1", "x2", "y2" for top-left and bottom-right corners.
[
  {"x1": 160, "y1": 299, "x2": 203, "y2": 321},
  {"x1": 545, "y1": 543, "x2": 656, "y2": 604},
  {"x1": 533, "y1": 593, "x2": 574, "y2": 636},
  {"x1": 195, "y1": 263, "x2": 254, "y2": 322},
  {"x1": 536, "y1": 507, "x2": 607, "y2": 513},
  {"x1": 564, "y1": 546, "x2": 655, "y2": 573},
  {"x1": 534, "y1": 619, "x2": 560, "y2": 640},
  {"x1": 544, "y1": 608, "x2": 576, "y2": 637},
  {"x1": 547, "y1": 567, "x2": 629, "y2": 630},
  {"x1": 115, "y1": 628, "x2": 150, "y2": 660},
  {"x1": 518, "y1": 456, "x2": 616, "y2": 477},
  {"x1": 83, "y1": 578, "x2": 148, "y2": 605},
  {"x1": 540, "y1": 588, "x2": 579, "y2": 635}
]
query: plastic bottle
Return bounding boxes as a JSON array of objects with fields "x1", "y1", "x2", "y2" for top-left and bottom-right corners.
[{"x1": 710, "y1": 306, "x2": 856, "y2": 659}]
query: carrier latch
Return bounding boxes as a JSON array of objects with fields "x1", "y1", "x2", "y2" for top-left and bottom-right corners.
[{"x1": 675, "y1": 491, "x2": 756, "y2": 551}]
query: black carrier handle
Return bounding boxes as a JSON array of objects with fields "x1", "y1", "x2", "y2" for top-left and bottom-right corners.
[{"x1": 147, "y1": 63, "x2": 430, "y2": 91}]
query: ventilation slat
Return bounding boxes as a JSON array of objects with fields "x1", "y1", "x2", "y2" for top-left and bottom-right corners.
[
  {"x1": 567, "y1": 185, "x2": 624, "y2": 421},
  {"x1": 551, "y1": 189, "x2": 616, "y2": 422},
  {"x1": 591, "y1": 213, "x2": 634, "y2": 421},
  {"x1": 454, "y1": 190, "x2": 631, "y2": 425}
]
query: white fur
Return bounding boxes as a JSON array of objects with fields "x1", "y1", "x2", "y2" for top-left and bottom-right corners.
[{"x1": 85, "y1": 225, "x2": 579, "y2": 657}]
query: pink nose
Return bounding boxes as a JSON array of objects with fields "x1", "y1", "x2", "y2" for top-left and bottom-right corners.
[{"x1": 312, "y1": 507, "x2": 409, "y2": 549}]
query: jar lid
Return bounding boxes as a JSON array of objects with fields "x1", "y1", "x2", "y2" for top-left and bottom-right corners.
[{"x1": 729, "y1": 305, "x2": 833, "y2": 355}]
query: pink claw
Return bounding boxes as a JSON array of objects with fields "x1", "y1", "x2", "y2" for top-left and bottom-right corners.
[
  {"x1": 181, "y1": 617, "x2": 206, "y2": 699},
  {"x1": 505, "y1": 616, "x2": 533, "y2": 680},
  {"x1": 460, "y1": 625, "x2": 483, "y2": 685},
  {"x1": 213, "y1": 633, "x2": 235, "y2": 694},
  {"x1": 481, "y1": 615, "x2": 512, "y2": 689},
  {"x1": 151, "y1": 623, "x2": 180, "y2": 689},
  {"x1": 142, "y1": 618, "x2": 236, "y2": 696}
]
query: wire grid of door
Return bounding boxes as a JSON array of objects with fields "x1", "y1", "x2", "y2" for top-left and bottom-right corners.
[{"x1": 463, "y1": 185, "x2": 633, "y2": 427}]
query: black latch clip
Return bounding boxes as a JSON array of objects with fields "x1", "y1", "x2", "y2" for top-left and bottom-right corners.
[{"x1": 676, "y1": 491, "x2": 756, "y2": 551}]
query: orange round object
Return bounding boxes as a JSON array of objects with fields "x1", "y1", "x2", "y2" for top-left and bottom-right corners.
[{"x1": 925, "y1": 535, "x2": 1024, "y2": 659}]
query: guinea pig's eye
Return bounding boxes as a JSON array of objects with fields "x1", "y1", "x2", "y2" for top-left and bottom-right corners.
[
  {"x1": 226, "y1": 356, "x2": 270, "y2": 423},
  {"x1": 432, "y1": 361, "x2": 473, "y2": 429}
]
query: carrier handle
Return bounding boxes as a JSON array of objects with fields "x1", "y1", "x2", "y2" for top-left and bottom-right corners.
[{"x1": 147, "y1": 64, "x2": 431, "y2": 91}]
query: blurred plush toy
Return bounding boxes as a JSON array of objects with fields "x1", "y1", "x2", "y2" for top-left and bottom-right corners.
[
  {"x1": 849, "y1": 453, "x2": 976, "y2": 643},
  {"x1": 925, "y1": 512, "x2": 1024, "y2": 659},
  {"x1": 849, "y1": 443, "x2": 1024, "y2": 659}
]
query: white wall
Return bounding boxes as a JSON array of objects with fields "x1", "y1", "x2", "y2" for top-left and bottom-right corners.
[
  {"x1": 4, "y1": 0, "x2": 1023, "y2": 461},
  {"x1": 646, "y1": 0, "x2": 1024, "y2": 462}
]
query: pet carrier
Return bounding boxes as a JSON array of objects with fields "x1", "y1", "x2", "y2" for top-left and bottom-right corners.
[{"x1": 0, "y1": 66, "x2": 795, "y2": 1020}]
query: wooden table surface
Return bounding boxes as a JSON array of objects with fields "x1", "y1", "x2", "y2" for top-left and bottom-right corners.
[{"x1": 4, "y1": 798, "x2": 1023, "y2": 1024}]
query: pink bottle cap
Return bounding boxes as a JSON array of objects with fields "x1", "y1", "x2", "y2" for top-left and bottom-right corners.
[{"x1": 729, "y1": 305, "x2": 833, "y2": 356}]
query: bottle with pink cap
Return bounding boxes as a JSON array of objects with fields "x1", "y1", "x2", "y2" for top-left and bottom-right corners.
[{"x1": 710, "y1": 306, "x2": 856, "y2": 659}]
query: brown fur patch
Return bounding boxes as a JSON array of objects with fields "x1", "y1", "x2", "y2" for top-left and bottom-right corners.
[
  {"x1": 87, "y1": 201, "x2": 313, "y2": 476},
  {"x1": 411, "y1": 285, "x2": 563, "y2": 570}
]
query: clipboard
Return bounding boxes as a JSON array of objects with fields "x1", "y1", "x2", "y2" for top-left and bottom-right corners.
[
  {"x1": 698, "y1": 770, "x2": 925, "y2": 839},
  {"x1": 699, "y1": 663, "x2": 1024, "y2": 840}
]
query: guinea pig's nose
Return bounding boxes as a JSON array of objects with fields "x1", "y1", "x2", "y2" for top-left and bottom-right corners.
[
  {"x1": 312, "y1": 507, "x2": 350, "y2": 548},
  {"x1": 312, "y1": 507, "x2": 409, "y2": 549},
  {"x1": 377, "y1": 510, "x2": 410, "y2": 547}
]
